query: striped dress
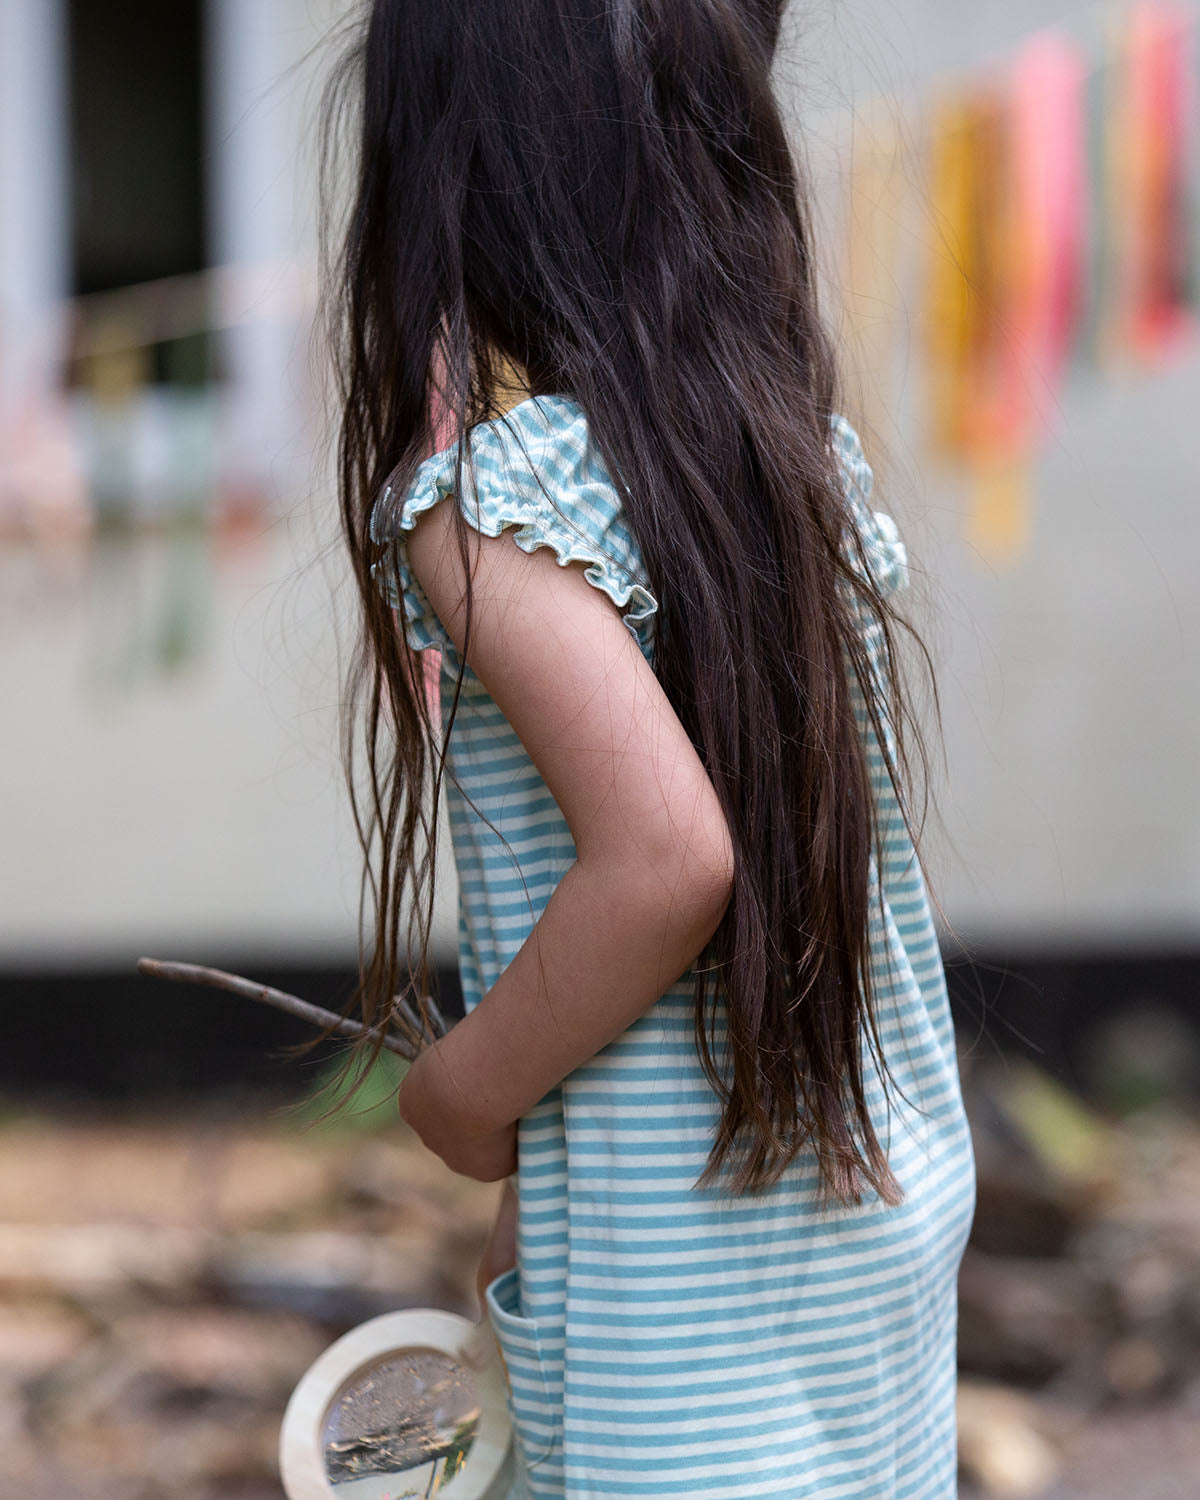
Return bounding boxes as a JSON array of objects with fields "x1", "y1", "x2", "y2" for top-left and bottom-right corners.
[{"x1": 369, "y1": 394, "x2": 976, "y2": 1500}]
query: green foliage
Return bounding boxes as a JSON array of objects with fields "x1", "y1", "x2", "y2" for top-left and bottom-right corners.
[{"x1": 293, "y1": 1047, "x2": 411, "y2": 1136}]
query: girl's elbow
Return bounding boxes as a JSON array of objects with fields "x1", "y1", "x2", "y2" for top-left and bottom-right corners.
[
  {"x1": 653, "y1": 807, "x2": 737, "y2": 926},
  {"x1": 690, "y1": 829, "x2": 736, "y2": 918},
  {"x1": 588, "y1": 788, "x2": 735, "y2": 924},
  {"x1": 694, "y1": 853, "x2": 736, "y2": 932},
  {"x1": 697, "y1": 796, "x2": 737, "y2": 907}
]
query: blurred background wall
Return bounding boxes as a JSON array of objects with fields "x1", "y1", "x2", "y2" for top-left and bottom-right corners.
[
  {"x1": 3, "y1": 0, "x2": 1197, "y2": 1007},
  {"x1": 802, "y1": 0, "x2": 1200, "y2": 957},
  {"x1": 0, "y1": 0, "x2": 404, "y2": 981}
]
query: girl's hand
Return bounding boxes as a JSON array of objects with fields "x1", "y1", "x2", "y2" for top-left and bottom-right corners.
[
  {"x1": 476, "y1": 1176, "x2": 518, "y2": 1312},
  {"x1": 397, "y1": 1042, "x2": 518, "y2": 1182}
]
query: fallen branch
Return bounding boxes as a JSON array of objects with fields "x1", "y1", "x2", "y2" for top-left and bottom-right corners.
[{"x1": 136, "y1": 957, "x2": 447, "y2": 1062}]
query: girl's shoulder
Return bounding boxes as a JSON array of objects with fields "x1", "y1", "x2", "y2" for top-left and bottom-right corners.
[
  {"x1": 370, "y1": 395, "x2": 592, "y2": 537},
  {"x1": 368, "y1": 394, "x2": 659, "y2": 662},
  {"x1": 369, "y1": 394, "x2": 590, "y2": 550}
]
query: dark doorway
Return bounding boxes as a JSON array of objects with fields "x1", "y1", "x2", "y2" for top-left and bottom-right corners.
[{"x1": 67, "y1": 0, "x2": 207, "y2": 296}]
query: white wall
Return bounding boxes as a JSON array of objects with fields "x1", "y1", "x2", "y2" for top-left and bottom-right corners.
[{"x1": 0, "y1": 503, "x2": 458, "y2": 968}]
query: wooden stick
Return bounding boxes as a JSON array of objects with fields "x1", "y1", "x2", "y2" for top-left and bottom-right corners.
[
  {"x1": 136, "y1": 957, "x2": 445, "y2": 1062},
  {"x1": 411, "y1": 990, "x2": 449, "y2": 1038},
  {"x1": 391, "y1": 991, "x2": 452, "y2": 1050}
]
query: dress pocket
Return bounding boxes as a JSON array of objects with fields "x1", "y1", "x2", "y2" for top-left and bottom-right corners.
[{"x1": 483, "y1": 1266, "x2": 562, "y2": 1473}]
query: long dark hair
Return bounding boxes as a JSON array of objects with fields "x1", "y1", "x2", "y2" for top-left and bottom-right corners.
[{"x1": 320, "y1": 0, "x2": 938, "y2": 1205}]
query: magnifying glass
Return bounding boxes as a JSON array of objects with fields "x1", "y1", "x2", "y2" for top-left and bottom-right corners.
[{"x1": 279, "y1": 1309, "x2": 514, "y2": 1500}]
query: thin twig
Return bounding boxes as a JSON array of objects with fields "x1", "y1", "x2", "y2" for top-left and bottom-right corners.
[
  {"x1": 407, "y1": 990, "x2": 449, "y2": 1037},
  {"x1": 136, "y1": 957, "x2": 445, "y2": 1061}
]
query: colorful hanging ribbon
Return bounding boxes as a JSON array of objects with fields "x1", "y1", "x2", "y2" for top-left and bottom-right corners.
[
  {"x1": 923, "y1": 30, "x2": 1090, "y2": 564},
  {"x1": 1122, "y1": 2, "x2": 1197, "y2": 361},
  {"x1": 924, "y1": 86, "x2": 996, "y2": 462}
]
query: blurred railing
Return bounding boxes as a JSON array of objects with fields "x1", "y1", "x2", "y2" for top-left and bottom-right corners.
[{"x1": 0, "y1": 259, "x2": 318, "y2": 544}]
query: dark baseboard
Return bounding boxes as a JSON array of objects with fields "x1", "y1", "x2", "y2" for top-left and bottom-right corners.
[
  {"x1": 0, "y1": 948, "x2": 1195, "y2": 1106},
  {"x1": 0, "y1": 960, "x2": 464, "y2": 1106},
  {"x1": 944, "y1": 947, "x2": 1200, "y2": 1097}
]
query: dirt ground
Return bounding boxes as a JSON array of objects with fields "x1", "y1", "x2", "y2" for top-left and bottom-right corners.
[
  {"x1": 0, "y1": 1104, "x2": 500, "y2": 1499},
  {"x1": 0, "y1": 1092, "x2": 1197, "y2": 1499}
]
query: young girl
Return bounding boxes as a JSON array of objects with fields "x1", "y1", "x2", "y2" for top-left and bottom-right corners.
[{"x1": 324, "y1": 2, "x2": 976, "y2": 1496}]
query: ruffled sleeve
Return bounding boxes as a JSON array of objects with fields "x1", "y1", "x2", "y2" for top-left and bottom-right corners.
[
  {"x1": 829, "y1": 412, "x2": 909, "y2": 596},
  {"x1": 369, "y1": 395, "x2": 659, "y2": 673}
]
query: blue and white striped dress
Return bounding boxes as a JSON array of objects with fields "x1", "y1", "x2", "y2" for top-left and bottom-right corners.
[{"x1": 370, "y1": 394, "x2": 976, "y2": 1500}]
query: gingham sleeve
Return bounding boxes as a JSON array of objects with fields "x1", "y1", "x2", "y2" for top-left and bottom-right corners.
[
  {"x1": 369, "y1": 395, "x2": 659, "y2": 669},
  {"x1": 829, "y1": 412, "x2": 909, "y2": 596}
]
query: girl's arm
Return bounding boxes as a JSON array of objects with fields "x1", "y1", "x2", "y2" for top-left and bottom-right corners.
[{"x1": 395, "y1": 498, "x2": 735, "y2": 1179}]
